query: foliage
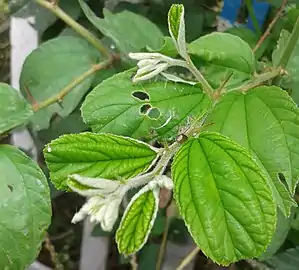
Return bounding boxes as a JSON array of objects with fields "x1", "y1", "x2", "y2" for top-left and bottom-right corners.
[{"x1": 2, "y1": 0, "x2": 299, "y2": 269}]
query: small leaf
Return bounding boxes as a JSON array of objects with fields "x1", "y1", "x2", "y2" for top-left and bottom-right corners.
[
  {"x1": 81, "y1": 69, "x2": 211, "y2": 140},
  {"x1": 44, "y1": 132, "x2": 159, "y2": 190},
  {"x1": 206, "y1": 86, "x2": 299, "y2": 216},
  {"x1": 79, "y1": 0, "x2": 164, "y2": 55},
  {"x1": 168, "y1": 4, "x2": 187, "y2": 59},
  {"x1": 116, "y1": 188, "x2": 159, "y2": 255},
  {"x1": 0, "y1": 145, "x2": 51, "y2": 269},
  {"x1": 0, "y1": 83, "x2": 33, "y2": 134},
  {"x1": 188, "y1": 32, "x2": 255, "y2": 74},
  {"x1": 172, "y1": 132, "x2": 276, "y2": 265},
  {"x1": 20, "y1": 36, "x2": 100, "y2": 131}
]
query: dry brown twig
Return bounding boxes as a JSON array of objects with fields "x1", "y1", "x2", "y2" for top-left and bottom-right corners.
[{"x1": 253, "y1": 0, "x2": 288, "y2": 52}]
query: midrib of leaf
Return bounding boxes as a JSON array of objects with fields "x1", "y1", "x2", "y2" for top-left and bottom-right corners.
[{"x1": 199, "y1": 139, "x2": 263, "y2": 257}]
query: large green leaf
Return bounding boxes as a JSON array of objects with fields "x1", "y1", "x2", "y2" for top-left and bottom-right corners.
[
  {"x1": 20, "y1": 36, "x2": 100, "y2": 131},
  {"x1": 44, "y1": 132, "x2": 159, "y2": 190},
  {"x1": 0, "y1": 83, "x2": 32, "y2": 134},
  {"x1": 206, "y1": 86, "x2": 299, "y2": 216},
  {"x1": 0, "y1": 145, "x2": 51, "y2": 269},
  {"x1": 81, "y1": 69, "x2": 211, "y2": 140},
  {"x1": 172, "y1": 132, "x2": 276, "y2": 265},
  {"x1": 116, "y1": 189, "x2": 159, "y2": 255},
  {"x1": 188, "y1": 32, "x2": 255, "y2": 74},
  {"x1": 79, "y1": 0, "x2": 164, "y2": 55}
]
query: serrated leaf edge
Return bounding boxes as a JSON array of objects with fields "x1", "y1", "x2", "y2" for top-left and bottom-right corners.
[{"x1": 116, "y1": 186, "x2": 160, "y2": 255}]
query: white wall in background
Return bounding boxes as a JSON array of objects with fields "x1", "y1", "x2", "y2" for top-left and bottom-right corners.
[{"x1": 10, "y1": 16, "x2": 38, "y2": 157}]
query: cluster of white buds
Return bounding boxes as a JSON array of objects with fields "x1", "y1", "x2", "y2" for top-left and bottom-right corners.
[
  {"x1": 67, "y1": 173, "x2": 174, "y2": 231},
  {"x1": 68, "y1": 174, "x2": 123, "y2": 231},
  {"x1": 128, "y1": 52, "x2": 184, "y2": 83}
]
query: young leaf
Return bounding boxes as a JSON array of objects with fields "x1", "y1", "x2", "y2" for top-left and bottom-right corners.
[
  {"x1": 206, "y1": 86, "x2": 299, "y2": 216},
  {"x1": 0, "y1": 145, "x2": 51, "y2": 269},
  {"x1": 0, "y1": 83, "x2": 33, "y2": 134},
  {"x1": 44, "y1": 132, "x2": 159, "y2": 190},
  {"x1": 20, "y1": 36, "x2": 100, "y2": 131},
  {"x1": 79, "y1": 0, "x2": 164, "y2": 54},
  {"x1": 116, "y1": 188, "x2": 159, "y2": 255},
  {"x1": 168, "y1": 4, "x2": 188, "y2": 59},
  {"x1": 188, "y1": 32, "x2": 255, "y2": 74},
  {"x1": 81, "y1": 69, "x2": 211, "y2": 140},
  {"x1": 172, "y1": 132, "x2": 276, "y2": 265}
]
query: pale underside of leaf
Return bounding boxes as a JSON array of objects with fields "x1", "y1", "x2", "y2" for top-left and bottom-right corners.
[{"x1": 172, "y1": 132, "x2": 276, "y2": 265}]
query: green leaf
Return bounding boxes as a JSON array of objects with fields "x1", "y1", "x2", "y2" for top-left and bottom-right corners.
[
  {"x1": 188, "y1": 32, "x2": 256, "y2": 74},
  {"x1": 172, "y1": 132, "x2": 276, "y2": 265},
  {"x1": 20, "y1": 36, "x2": 100, "y2": 131},
  {"x1": 116, "y1": 189, "x2": 159, "y2": 255},
  {"x1": 167, "y1": 4, "x2": 187, "y2": 59},
  {"x1": 79, "y1": 0, "x2": 164, "y2": 54},
  {"x1": 168, "y1": 4, "x2": 184, "y2": 40},
  {"x1": 206, "y1": 86, "x2": 299, "y2": 216},
  {"x1": 44, "y1": 132, "x2": 159, "y2": 190},
  {"x1": 0, "y1": 145, "x2": 51, "y2": 269},
  {"x1": 147, "y1": 36, "x2": 178, "y2": 58},
  {"x1": 266, "y1": 247, "x2": 299, "y2": 270},
  {"x1": 260, "y1": 208, "x2": 294, "y2": 260},
  {"x1": 0, "y1": 83, "x2": 33, "y2": 134},
  {"x1": 225, "y1": 27, "x2": 268, "y2": 59},
  {"x1": 81, "y1": 69, "x2": 211, "y2": 141},
  {"x1": 272, "y1": 29, "x2": 299, "y2": 104}
]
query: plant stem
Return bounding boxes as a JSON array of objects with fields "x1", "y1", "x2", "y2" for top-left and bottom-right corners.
[
  {"x1": 176, "y1": 246, "x2": 200, "y2": 270},
  {"x1": 32, "y1": 58, "x2": 113, "y2": 111},
  {"x1": 229, "y1": 67, "x2": 282, "y2": 92},
  {"x1": 276, "y1": 16, "x2": 299, "y2": 69},
  {"x1": 177, "y1": 57, "x2": 214, "y2": 99},
  {"x1": 34, "y1": 0, "x2": 110, "y2": 58},
  {"x1": 253, "y1": 0, "x2": 287, "y2": 52},
  {"x1": 156, "y1": 215, "x2": 171, "y2": 270},
  {"x1": 244, "y1": 0, "x2": 261, "y2": 35}
]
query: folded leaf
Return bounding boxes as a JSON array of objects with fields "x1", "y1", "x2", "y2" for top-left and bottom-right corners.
[{"x1": 172, "y1": 132, "x2": 276, "y2": 265}]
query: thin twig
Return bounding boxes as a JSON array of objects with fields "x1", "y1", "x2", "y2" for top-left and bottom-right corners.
[
  {"x1": 176, "y1": 246, "x2": 200, "y2": 270},
  {"x1": 32, "y1": 58, "x2": 114, "y2": 112},
  {"x1": 253, "y1": 0, "x2": 287, "y2": 52},
  {"x1": 44, "y1": 233, "x2": 64, "y2": 270},
  {"x1": 156, "y1": 215, "x2": 171, "y2": 270},
  {"x1": 130, "y1": 254, "x2": 138, "y2": 270},
  {"x1": 34, "y1": 0, "x2": 110, "y2": 58}
]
